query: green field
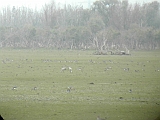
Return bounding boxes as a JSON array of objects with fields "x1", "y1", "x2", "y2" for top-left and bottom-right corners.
[{"x1": 0, "y1": 49, "x2": 160, "y2": 120}]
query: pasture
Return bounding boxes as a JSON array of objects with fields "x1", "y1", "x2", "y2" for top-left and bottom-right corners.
[{"x1": 0, "y1": 49, "x2": 160, "y2": 120}]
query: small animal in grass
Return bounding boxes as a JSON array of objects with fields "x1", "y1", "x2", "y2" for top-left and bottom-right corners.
[
  {"x1": 61, "y1": 67, "x2": 67, "y2": 72},
  {"x1": 129, "y1": 89, "x2": 132, "y2": 93},
  {"x1": 68, "y1": 67, "x2": 72, "y2": 73},
  {"x1": 67, "y1": 87, "x2": 72, "y2": 93},
  {"x1": 33, "y1": 87, "x2": 37, "y2": 90},
  {"x1": 97, "y1": 116, "x2": 106, "y2": 120},
  {"x1": 12, "y1": 86, "x2": 17, "y2": 90}
]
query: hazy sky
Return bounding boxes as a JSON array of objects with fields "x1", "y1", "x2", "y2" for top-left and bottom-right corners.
[{"x1": 0, "y1": 0, "x2": 159, "y2": 9}]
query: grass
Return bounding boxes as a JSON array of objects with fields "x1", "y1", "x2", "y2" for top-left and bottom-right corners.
[{"x1": 0, "y1": 49, "x2": 160, "y2": 120}]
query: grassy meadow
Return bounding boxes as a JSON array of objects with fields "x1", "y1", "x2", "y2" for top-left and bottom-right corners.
[{"x1": 0, "y1": 49, "x2": 160, "y2": 120}]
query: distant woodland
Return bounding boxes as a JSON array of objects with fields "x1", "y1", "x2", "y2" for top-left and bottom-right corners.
[{"x1": 0, "y1": 0, "x2": 160, "y2": 51}]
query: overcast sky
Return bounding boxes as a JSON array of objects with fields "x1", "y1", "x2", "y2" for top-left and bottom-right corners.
[{"x1": 0, "y1": 0, "x2": 159, "y2": 9}]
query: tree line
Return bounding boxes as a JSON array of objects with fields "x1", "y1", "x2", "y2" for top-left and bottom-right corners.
[{"x1": 0, "y1": 0, "x2": 160, "y2": 51}]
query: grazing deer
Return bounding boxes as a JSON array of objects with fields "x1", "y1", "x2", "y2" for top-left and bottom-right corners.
[{"x1": 61, "y1": 67, "x2": 67, "y2": 72}]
